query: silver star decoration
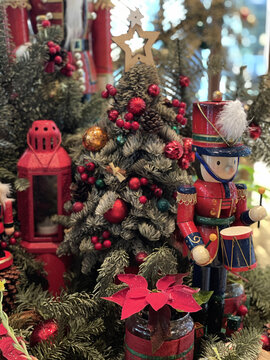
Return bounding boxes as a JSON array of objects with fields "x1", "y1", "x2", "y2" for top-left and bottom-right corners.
[{"x1": 127, "y1": 8, "x2": 143, "y2": 28}]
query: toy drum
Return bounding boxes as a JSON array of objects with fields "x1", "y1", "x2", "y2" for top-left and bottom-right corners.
[{"x1": 220, "y1": 226, "x2": 257, "y2": 272}]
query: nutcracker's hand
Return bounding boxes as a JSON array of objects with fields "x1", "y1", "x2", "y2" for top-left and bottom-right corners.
[
  {"x1": 5, "y1": 227, "x2": 14, "y2": 236},
  {"x1": 249, "y1": 206, "x2": 267, "y2": 222},
  {"x1": 191, "y1": 245, "x2": 210, "y2": 266}
]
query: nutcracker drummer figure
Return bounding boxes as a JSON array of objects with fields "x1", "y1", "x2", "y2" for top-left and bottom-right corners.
[
  {"x1": 177, "y1": 97, "x2": 267, "y2": 334},
  {"x1": 4, "y1": 0, "x2": 113, "y2": 98},
  {"x1": 0, "y1": 183, "x2": 14, "y2": 268}
]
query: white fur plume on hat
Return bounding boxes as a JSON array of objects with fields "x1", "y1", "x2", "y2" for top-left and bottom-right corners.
[
  {"x1": 0, "y1": 183, "x2": 13, "y2": 206},
  {"x1": 216, "y1": 100, "x2": 248, "y2": 142}
]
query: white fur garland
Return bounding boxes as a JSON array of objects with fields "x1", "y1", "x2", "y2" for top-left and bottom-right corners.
[{"x1": 216, "y1": 100, "x2": 248, "y2": 142}]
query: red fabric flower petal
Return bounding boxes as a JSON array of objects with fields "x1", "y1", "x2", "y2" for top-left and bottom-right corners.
[
  {"x1": 156, "y1": 274, "x2": 188, "y2": 291},
  {"x1": 121, "y1": 297, "x2": 148, "y2": 320},
  {"x1": 117, "y1": 274, "x2": 148, "y2": 289},
  {"x1": 102, "y1": 287, "x2": 129, "y2": 307},
  {"x1": 0, "y1": 323, "x2": 7, "y2": 336},
  {"x1": 146, "y1": 292, "x2": 169, "y2": 311},
  {"x1": 167, "y1": 287, "x2": 201, "y2": 313},
  {"x1": 127, "y1": 288, "x2": 150, "y2": 299}
]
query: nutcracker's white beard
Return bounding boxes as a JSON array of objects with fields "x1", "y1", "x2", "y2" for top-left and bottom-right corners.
[{"x1": 64, "y1": 0, "x2": 84, "y2": 49}]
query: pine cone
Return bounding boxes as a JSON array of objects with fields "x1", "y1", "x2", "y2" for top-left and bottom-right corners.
[
  {"x1": 140, "y1": 110, "x2": 163, "y2": 133},
  {"x1": 0, "y1": 265, "x2": 20, "y2": 314},
  {"x1": 72, "y1": 181, "x2": 89, "y2": 203}
]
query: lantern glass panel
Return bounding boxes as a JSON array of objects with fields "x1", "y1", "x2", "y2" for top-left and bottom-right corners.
[{"x1": 33, "y1": 175, "x2": 58, "y2": 236}]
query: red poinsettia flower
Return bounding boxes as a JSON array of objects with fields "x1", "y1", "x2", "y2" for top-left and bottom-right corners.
[{"x1": 102, "y1": 273, "x2": 201, "y2": 320}]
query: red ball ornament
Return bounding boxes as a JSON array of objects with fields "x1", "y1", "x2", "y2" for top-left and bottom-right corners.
[
  {"x1": 77, "y1": 166, "x2": 85, "y2": 174},
  {"x1": 49, "y1": 47, "x2": 56, "y2": 55},
  {"x1": 66, "y1": 70, "x2": 73, "y2": 77},
  {"x1": 108, "y1": 87, "x2": 117, "y2": 96},
  {"x1": 261, "y1": 334, "x2": 270, "y2": 348},
  {"x1": 164, "y1": 141, "x2": 184, "y2": 160},
  {"x1": 140, "y1": 177, "x2": 148, "y2": 186},
  {"x1": 95, "y1": 243, "x2": 103, "y2": 250},
  {"x1": 1, "y1": 242, "x2": 7, "y2": 249},
  {"x1": 104, "y1": 199, "x2": 128, "y2": 224},
  {"x1": 42, "y1": 20, "x2": 51, "y2": 28},
  {"x1": 178, "y1": 107, "x2": 186, "y2": 115},
  {"x1": 131, "y1": 121, "x2": 140, "y2": 131},
  {"x1": 80, "y1": 173, "x2": 88, "y2": 182},
  {"x1": 108, "y1": 109, "x2": 119, "y2": 121},
  {"x1": 183, "y1": 138, "x2": 193, "y2": 153},
  {"x1": 72, "y1": 202, "x2": 84, "y2": 212},
  {"x1": 13, "y1": 231, "x2": 21, "y2": 239},
  {"x1": 249, "y1": 123, "x2": 262, "y2": 139},
  {"x1": 66, "y1": 63, "x2": 74, "y2": 71},
  {"x1": 103, "y1": 240, "x2": 112, "y2": 248},
  {"x1": 124, "y1": 122, "x2": 132, "y2": 130},
  {"x1": 54, "y1": 45, "x2": 61, "y2": 52},
  {"x1": 154, "y1": 188, "x2": 163, "y2": 198},
  {"x1": 116, "y1": 118, "x2": 124, "y2": 128},
  {"x1": 237, "y1": 304, "x2": 248, "y2": 317},
  {"x1": 102, "y1": 230, "x2": 110, "y2": 239},
  {"x1": 47, "y1": 41, "x2": 55, "y2": 47},
  {"x1": 30, "y1": 320, "x2": 58, "y2": 347},
  {"x1": 179, "y1": 117, "x2": 187, "y2": 126},
  {"x1": 101, "y1": 90, "x2": 109, "y2": 99},
  {"x1": 178, "y1": 156, "x2": 190, "y2": 170},
  {"x1": 148, "y1": 84, "x2": 160, "y2": 97},
  {"x1": 91, "y1": 236, "x2": 99, "y2": 244},
  {"x1": 106, "y1": 84, "x2": 113, "y2": 91},
  {"x1": 88, "y1": 176, "x2": 96, "y2": 185},
  {"x1": 135, "y1": 251, "x2": 148, "y2": 264},
  {"x1": 172, "y1": 99, "x2": 181, "y2": 108},
  {"x1": 86, "y1": 162, "x2": 95, "y2": 172},
  {"x1": 179, "y1": 102, "x2": 186, "y2": 109},
  {"x1": 129, "y1": 177, "x2": 141, "y2": 190},
  {"x1": 9, "y1": 237, "x2": 16, "y2": 245},
  {"x1": 54, "y1": 56, "x2": 62, "y2": 64},
  {"x1": 179, "y1": 75, "x2": 190, "y2": 87},
  {"x1": 124, "y1": 113, "x2": 134, "y2": 121},
  {"x1": 127, "y1": 97, "x2": 146, "y2": 115},
  {"x1": 176, "y1": 114, "x2": 184, "y2": 123},
  {"x1": 139, "y1": 196, "x2": 148, "y2": 204},
  {"x1": 150, "y1": 184, "x2": 158, "y2": 191}
]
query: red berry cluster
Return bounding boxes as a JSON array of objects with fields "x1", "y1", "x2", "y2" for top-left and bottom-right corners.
[
  {"x1": 102, "y1": 84, "x2": 117, "y2": 98},
  {"x1": 77, "y1": 162, "x2": 97, "y2": 185},
  {"x1": 0, "y1": 231, "x2": 21, "y2": 249},
  {"x1": 91, "y1": 230, "x2": 112, "y2": 250},
  {"x1": 46, "y1": 41, "x2": 75, "y2": 77},
  {"x1": 178, "y1": 138, "x2": 194, "y2": 170},
  {"x1": 128, "y1": 177, "x2": 166, "y2": 203},
  {"x1": 173, "y1": 100, "x2": 187, "y2": 126},
  {"x1": 108, "y1": 109, "x2": 140, "y2": 132},
  {"x1": 179, "y1": 75, "x2": 190, "y2": 88}
]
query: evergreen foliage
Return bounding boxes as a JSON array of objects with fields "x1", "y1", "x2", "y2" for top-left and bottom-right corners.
[
  {"x1": 247, "y1": 74, "x2": 270, "y2": 165},
  {"x1": 199, "y1": 327, "x2": 262, "y2": 360},
  {"x1": 0, "y1": 5, "x2": 103, "y2": 183},
  {"x1": 57, "y1": 63, "x2": 190, "y2": 294}
]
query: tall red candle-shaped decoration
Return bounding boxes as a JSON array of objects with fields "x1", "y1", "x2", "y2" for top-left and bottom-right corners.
[{"x1": 17, "y1": 120, "x2": 71, "y2": 295}]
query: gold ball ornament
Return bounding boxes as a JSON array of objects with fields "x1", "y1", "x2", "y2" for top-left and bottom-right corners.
[
  {"x1": 82, "y1": 126, "x2": 108, "y2": 152},
  {"x1": 212, "y1": 90, "x2": 223, "y2": 102}
]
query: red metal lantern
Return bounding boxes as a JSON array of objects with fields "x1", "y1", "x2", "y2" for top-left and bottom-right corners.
[{"x1": 17, "y1": 120, "x2": 71, "y2": 295}]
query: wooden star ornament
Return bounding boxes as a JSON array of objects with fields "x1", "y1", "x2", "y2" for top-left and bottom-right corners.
[{"x1": 112, "y1": 24, "x2": 160, "y2": 72}]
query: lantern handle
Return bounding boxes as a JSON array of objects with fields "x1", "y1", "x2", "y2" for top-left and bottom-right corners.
[{"x1": 27, "y1": 132, "x2": 62, "y2": 168}]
